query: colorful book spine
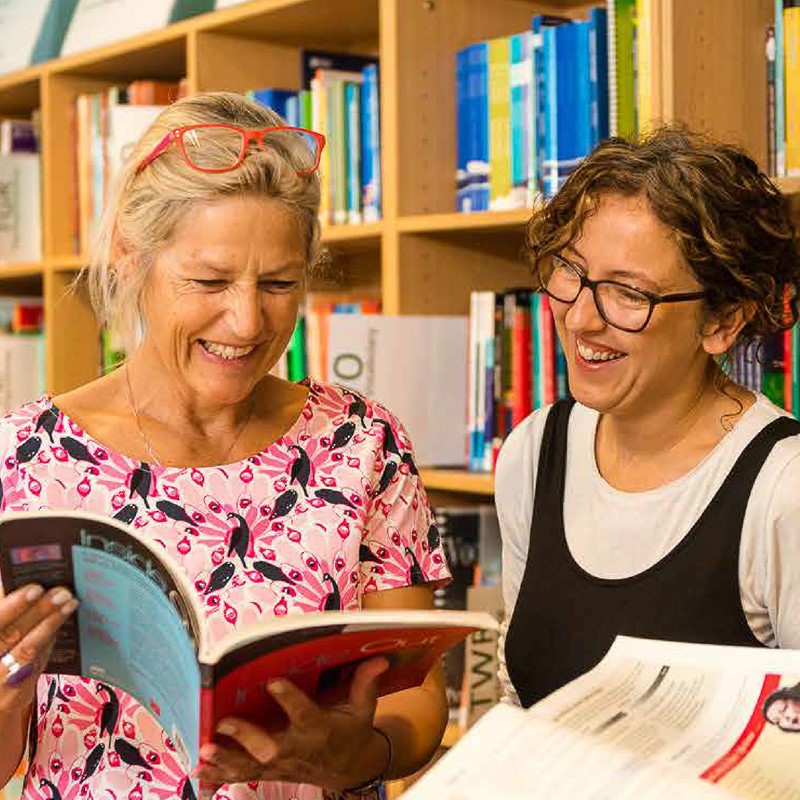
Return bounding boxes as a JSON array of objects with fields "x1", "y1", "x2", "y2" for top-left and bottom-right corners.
[
  {"x1": 361, "y1": 64, "x2": 381, "y2": 222},
  {"x1": 589, "y1": 6, "x2": 609, "y2": 147},
  {"x1": 784, "y1": 4, "x2": 800, "y2": 175},
  {"x1": 456, "y1": 46, "x2": 471, "y2": 211},
  {"x1": 345, "y1": 82, "x2": 362, "y2": 225},
  {"x1": 614, "y1": 0, "x2": 637, "y2": 138},
  {"x1": 488, "y1": 36, "x2": 512, "y2": 210},
  {"x1": 776, "y1": 0, "x2": 787, "y2": 176}
]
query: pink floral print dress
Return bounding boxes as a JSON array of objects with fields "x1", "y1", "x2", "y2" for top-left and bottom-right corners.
[{"x1": 0, "y1": 379, "x2": 450, "y2": 800}]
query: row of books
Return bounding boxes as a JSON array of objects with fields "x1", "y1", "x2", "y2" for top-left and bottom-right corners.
[
  {"x1": 468, "y1": 290, "x2": 569, "y2": 473},
  {"x1": 0, "y1": 0, "x2": 254, "y2": 77},
  {"x1": 730, "y1": 328, "x2": 800, "y2": 417},
  {"x1": 249, "y1": 56, "x2": 382, "y2": 226},
  {"x1": 72, "y1": 79, "x2": 186, "y2": 256},
  {"x1": 768, "y1": 2, "x2": 800, "y2": 177},
  {"x1": 455, "y1": 2, "x2": 638, "y2": 210}
]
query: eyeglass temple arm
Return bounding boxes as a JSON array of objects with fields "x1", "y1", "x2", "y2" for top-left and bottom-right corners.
[{"x1": 136, "y1": 131, "x2": 175, "y2": 174}]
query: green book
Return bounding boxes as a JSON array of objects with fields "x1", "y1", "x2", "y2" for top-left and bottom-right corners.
[
  {"x1": 286, "y1": 316, "x2": 307, "y2": 382},
  {"x1": 615, "y1": 0, "x2": 637, "y2": 137}
]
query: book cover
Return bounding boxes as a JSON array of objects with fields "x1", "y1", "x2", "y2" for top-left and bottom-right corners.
[
  {"x1": 0, "y1": 510, "x2": 496, "y2": 793},
  {"x1": 488, "y1": 36, "x2": 512, "y2": 210},
  {"x1": 0, "y1": 154, "x2": 42, "y2": 264},
  {"x1": 361, "y1": 63, "x2": 381, "y2": 222}
]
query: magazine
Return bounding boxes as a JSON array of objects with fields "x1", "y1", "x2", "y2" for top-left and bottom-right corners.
[
  {"x1": 0, "y1": 510, "x2": 495, "y2": 777},
  {"x1": 404, "y1": 635, "x2": 800, "y2": 800}
]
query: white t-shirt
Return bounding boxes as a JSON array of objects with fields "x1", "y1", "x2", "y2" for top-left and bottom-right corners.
[{"x1": 495, "y1": 394, "x2": 800, "y2": 701}]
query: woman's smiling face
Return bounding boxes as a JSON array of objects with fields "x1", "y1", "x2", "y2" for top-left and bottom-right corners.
[
  {"x1": 550, "y1": 193, "x2": 712, "y2": 418},
  {"x1": 139, "y1": 194, "x2": 306, "y2": 408}
]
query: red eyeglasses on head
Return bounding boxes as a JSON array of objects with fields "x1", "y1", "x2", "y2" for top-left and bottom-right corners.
[{"x1": 135, "y1": 123, "x2": 326, "y2": 175}]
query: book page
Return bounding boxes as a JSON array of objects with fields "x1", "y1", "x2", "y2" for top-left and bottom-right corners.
[{"x1": 404, "y1": 636, "x2": 800, "y2": 800}]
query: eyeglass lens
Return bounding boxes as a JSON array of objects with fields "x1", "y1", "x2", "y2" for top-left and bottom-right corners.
[
  {"x1": 542, "y1": 257, "x2": 652, "y2": 332},
  {"x1": 181, "y1": 127, "x2": 320, "y2": 172}
]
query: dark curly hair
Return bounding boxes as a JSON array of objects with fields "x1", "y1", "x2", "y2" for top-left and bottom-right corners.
[{"x1": 525, "y1": 125, "x2": 800, "y2": 344}]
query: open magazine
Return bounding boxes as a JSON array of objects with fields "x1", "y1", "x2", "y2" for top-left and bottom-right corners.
[
  {"x1": 0, "y1": 510, "x2": 496, "y2": 778},
  {"x1": 404, "y1": 635, "x2": 800, "y2": 800}
]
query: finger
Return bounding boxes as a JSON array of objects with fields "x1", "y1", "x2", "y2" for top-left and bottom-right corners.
[
  {"x1": 214, "y1": 717, "x2": 280, "y2": 764},
  {"x1": 0, "y1": 587, "x2": 74, "y2": 656},
  {"x1": 266, "y1": 679, "x2": 324, "y2": 732},
  {"x1": 1, "y1": 594, "x2": 78, "y2": 685},
  {"x1": 348, "y1": 657, "x2": 390, "y2": 717}
]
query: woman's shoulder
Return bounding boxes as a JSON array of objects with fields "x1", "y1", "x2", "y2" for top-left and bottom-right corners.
[
  {"x1": 0, "y1": 396, "x2": 52, "y2": 439},
  {"x1": 306, "y1": 379, "x2": 412, "y2": 441}
]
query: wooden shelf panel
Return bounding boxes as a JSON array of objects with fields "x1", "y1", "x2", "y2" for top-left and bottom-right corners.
[
  {"x1": 50, "y1": 30, "x2": 187, "y2": 82},
  {"x1": 419, "y1": 468, "x2": 494, "y2": 496},
  {"x1": 0, "y1": 67, "x2": 41, "y2": 115},
  {"x1": 205, "y1": 0, "x2": 379, "y2": 46},
  {"x1": 775, "y1": 176, "x2": 800, "y2": 195},
  {"x1": 46, "y1": 255, "x2": 88, "y2": 271},
  {"x1": 398, "y1": 210, "x2": 530, "y2": 234}
]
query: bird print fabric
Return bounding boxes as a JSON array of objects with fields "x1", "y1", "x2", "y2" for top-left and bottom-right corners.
[{"x1": 0, "y1": 379, "x2": 450, "y2": 800}]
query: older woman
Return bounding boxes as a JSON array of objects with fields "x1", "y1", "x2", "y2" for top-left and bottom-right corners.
[
  {"x1": 496, "y1": 126, "x2": 800, "y2": 708},
  {"x1": 0, "y1": 92, "x2": 449, "y2": 800}
]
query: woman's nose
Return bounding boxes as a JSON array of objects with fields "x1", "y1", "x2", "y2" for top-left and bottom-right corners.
[{"x1": 564, "y1": 285, "x2": 605, "y2": 332}]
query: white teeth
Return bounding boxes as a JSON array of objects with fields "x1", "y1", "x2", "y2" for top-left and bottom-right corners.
[
  {"x1": 577, "y1": 341, "x2": 624, "y2": 363},
  {"x1": 201, "y1": 340, "x2": 255, "y2": 360}
]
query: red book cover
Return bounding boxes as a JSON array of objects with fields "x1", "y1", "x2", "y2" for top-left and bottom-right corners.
[{"x1": 511, "y1": 290, "x2": 532, "y2": 428}]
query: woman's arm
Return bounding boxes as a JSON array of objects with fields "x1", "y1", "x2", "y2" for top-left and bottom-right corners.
[{"x1": 362, "y1": 584, "x2": 448, "y2": 779}]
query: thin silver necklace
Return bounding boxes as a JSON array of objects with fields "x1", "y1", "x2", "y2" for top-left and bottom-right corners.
[{"x1": 124, "y1": 362, "x2": 256, "y2": 467}]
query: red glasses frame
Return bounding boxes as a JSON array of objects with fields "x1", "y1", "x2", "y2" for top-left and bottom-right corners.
[{"x1": 135, "y1": 123, "x2": 326, "y2": 175}]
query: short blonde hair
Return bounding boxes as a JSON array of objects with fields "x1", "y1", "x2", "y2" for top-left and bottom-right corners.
[{"x1": 85, "y1": 91, "x2": 324, "y2": 351}]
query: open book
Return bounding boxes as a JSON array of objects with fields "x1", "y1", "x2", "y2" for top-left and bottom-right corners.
[
  {"x1": 405, "y1": 635, "x2": 800, "y2": 800},
  {"x1": 0, "y1": 510, "x2": 496, "y2": 778}
]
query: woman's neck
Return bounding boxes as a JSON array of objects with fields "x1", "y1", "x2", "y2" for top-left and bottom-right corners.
[{"x1": 595, "y1": 367, "x2": 755, "y2": 491}]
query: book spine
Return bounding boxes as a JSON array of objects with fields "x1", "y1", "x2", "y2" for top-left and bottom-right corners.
[
  {"x1": 361, "y1": 64, "x2": 381, "y2": 222},
  {"x1": 776, "y1": 0, "x2": 787, "y2": 176},
  {"x1": 329, "y1": 79, "x2": 347, "y2": 226},
  {"x1": 590, "y1": 7, "x2": 609, "y2": 145},
  {"x1": 456, "y1": 47, "x2": 470, "y2": 211},
  {"x1": 509, "y1": 33, "x2": 527, "y2": 208},
  {"x1": 785, "y1": 6, "x2": 800, "y2": 175},
  {"x1": 767, "y1": 25, "x2": 777, "y2": 177},
  {"x1": 345, "y1": 82, "x2": 362, "y2": 225},
  {"x1": 607, "y1": 0, "x2": 618, "y2": 137}
]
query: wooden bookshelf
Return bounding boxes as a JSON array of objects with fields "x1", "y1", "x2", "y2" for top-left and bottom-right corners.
[{"x1": 0, "y1": 0, "x2": 785, "y2": 509}]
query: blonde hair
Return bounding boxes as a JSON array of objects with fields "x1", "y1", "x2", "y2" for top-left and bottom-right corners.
[{"x1": 85, "y1": 91, "x2": 324, "y2": 351}]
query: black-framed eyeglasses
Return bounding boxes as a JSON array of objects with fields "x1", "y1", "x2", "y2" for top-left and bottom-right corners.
[{"x1": 537, "y1": 254, "x2": 708, "y2": 333}]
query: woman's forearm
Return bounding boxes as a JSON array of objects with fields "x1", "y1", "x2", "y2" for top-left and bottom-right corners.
[
  {"x1": 373, "y1": 663, "x2": 449, "y2": 779},
  {"x1": 0, "y1": 703, "x2": 30, "y2": 789}
]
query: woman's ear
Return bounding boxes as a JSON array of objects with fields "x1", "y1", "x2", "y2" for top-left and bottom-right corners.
[
  {"x1": 111, "y1": 227, "x2": 136, "y2": 280},
  {"x1": 701, "y1": 301, "x2": 755, "y2": 356}
]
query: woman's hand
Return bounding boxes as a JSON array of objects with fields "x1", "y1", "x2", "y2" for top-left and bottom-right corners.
[
  {"x1": 0, "y1": 583, "x2": 78, "y2": 715},
  {"x1": 195, "y1": 657, "x2": 392, "y2": 792}
]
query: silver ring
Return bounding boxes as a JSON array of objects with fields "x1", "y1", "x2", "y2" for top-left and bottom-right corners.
[{"x1": 1, "y1": 651, "x2": 21, "y2": 677}]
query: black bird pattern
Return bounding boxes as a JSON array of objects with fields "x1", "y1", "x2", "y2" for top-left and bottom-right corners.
[
  {"x1": 81, "y1": 742, "x2": 105, "y2": 781},
  {"x1": 35, "y1": 406, "x2": 59, "y2": 442},
  {"x1": 181, "y1": 777, "x2": 197, "y2": 800},
  {"x1": 156, "y1": 500, "x2": 195, "y2": 525},
  {"x1": 97, "y1": 682, "x2": 120, "y2": 743},
  {"x1": 359, "y1": 543, "x2": 383, "y2": 564},
  {"x1": 129, "y1": 462, "x2": 152, "y2": 508},
  {"x1": 321, "y1": 572, "x2": 341, "y2": 611},
  {"x1": 328, "y1": 420, "x2": 356, "y2": 450},
  {"x1": 405, "y1": 547, "x2": 425, "y2": 585},
  {"x1": 252, "y1": 560, "x2": 295, "y2": 584},
  {"x1": 46, "y1": 676, "x2": 57, "y2": 711},
  {"x1": 288, "y1": 444, "x2": 311, "y2": 496},
  {"x1": 314, "y1": 488, "x2": 356, "y2": 509},
  {"x1": 269, "y1": 489, "x2": 298, "y2": 520},
  {"x1": 112, "y1": 504, "x2": 138, "y2": 525},
  {"x1": 400, "y1": 451, "x2": 418, "y2": 475},
  {"x1": 114, "y1": 737, "x2": 149, "y2": 768},
  {"x1": 344, "y1": 391, "x2": 368, "y2": 428},
  {"x1": 226, "y1": 512, "x2": 251, "y2": 567},
  {"x1": 204, "y1": 561, "x2": 236, "y2": 595},
  {"x1": 374, "y1": 461, "x2": 398, "y2": 497},
  {"x1": 39, "y1": 778, "x2": 62, "y2": 800},
  {"x1": 15, "y1": 435, "x2": 41, "y2": 464},
  {"x1": 426, "y1": 523, "x2": 441, "y2": 552},
  {"x1": 61, "y1": 436, "x2": 99, "y2": 465},
  {"x1": 374, "y1": 419, "x2": 400, "y2": 457}
]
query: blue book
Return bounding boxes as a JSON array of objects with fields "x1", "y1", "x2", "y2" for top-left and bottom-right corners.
[
  {"x1": 531, "y1": 14, "x2": 570, "y2": 197},
  {"x1": 589, "y1": 6, "x2": 609, "y2": 146},
  {"x1": 285, "y1": 95, "x2": 300, "y2": 127},
  {"x1": 361, "y1": 64, "x2": 381, "y2": 222},
  {"x1": 573, "y1": 21, "x2": 593, "y2": 161},
  {"x1": 251, "y1": 89, "x2": 297, "y2": 121},
  {"x1": 542, "y1": 25, "x2": 559, "y2": 198},
  {"x1": 456, "y1": 47, "x2": 471, "y2": 211},
  {"x1": 472, "y1": 41, "x2": 490, "y2": 211}
]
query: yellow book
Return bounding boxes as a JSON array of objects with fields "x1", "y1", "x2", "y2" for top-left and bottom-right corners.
[
  {"x1": 785, "y1": 7, "x2": 800, "y2": 175},
  {"x1": 488, "y1": 36, "x2": 512, "y2": 210}
]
